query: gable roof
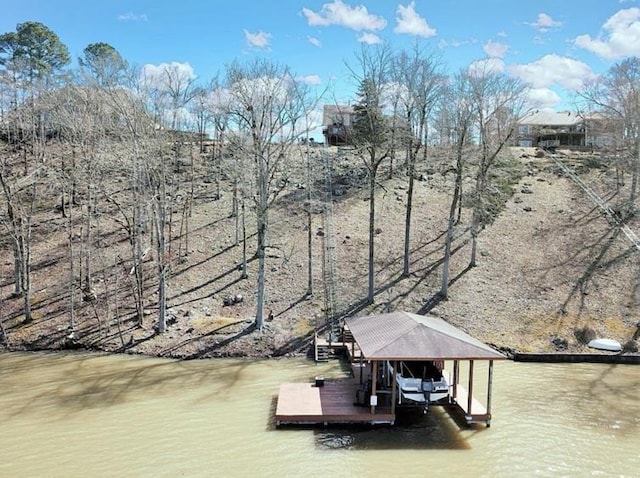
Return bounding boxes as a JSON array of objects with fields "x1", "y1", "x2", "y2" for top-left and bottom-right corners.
[
  {"x1": 345, "y1": 311, "x2": 505, "y2": 361},
  {"x1": 322, "y1": 104, "x2": 355, "y2": 125},
  {"x1": 519, "y1": 110, "x2": 582, "y2": 127}
]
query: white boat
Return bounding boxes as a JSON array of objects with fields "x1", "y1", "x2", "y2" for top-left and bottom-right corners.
[
  {"x1": 387, "y1": 361, "x2": 450, "y2": 407},
  {"x1": 588, "y1": 338, "x2": 622, "y2": 352}
]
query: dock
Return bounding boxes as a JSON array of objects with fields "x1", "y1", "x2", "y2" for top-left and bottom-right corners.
[
  {"x1": 278, "y1": 312, "x2": 504, "y2": 428},
  {"x1": 275, "y1": 380, "x2": 394, "y2": 426},
  {"x1": 450, "y1": 385, "x2": 490, "y2": 425}
]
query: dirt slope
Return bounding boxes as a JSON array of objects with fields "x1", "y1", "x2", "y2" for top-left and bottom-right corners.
[{"x1": 1, "y1": 147, "x2": 638, "y2": 358}]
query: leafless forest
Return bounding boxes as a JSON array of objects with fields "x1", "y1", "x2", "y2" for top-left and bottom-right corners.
[{"x1": 1, "y1": 22, "x2": 639, "y2": 357}]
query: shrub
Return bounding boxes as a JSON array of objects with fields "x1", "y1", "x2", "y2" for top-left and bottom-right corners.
[
  {"x1": 622, "y1": 340, "x2": 638, "y2": 353},
  {"x1": 574, "y1": 326, "x2": 596, "y2": 344}
]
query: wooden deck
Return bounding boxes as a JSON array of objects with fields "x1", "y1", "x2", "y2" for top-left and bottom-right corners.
[
  {"x1": 275, "y1": 380, "x2": 395, "y2": 426},
  {"x1": 450, "y1": 385, "x2": 491, "y2": 425},
  {"x1": 313, "y1": 325, "x2": 364, "y2": 363}
]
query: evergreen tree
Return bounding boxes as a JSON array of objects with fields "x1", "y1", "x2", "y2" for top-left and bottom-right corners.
[
  {"x1": 0, "y1": 21, "x2": 70, "y2": 85},
  {"x1": 80, "y1": 42, "x2": 127, "y2": 87},
  {"x1": 350, "y1": 74, "x2": 391, "y2": 303}
]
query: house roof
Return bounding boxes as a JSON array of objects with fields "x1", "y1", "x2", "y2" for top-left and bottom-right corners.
[
  {"x1": 322, "y1": 104, "x2": 355, "y2": 125},
  {"x1": 519, "y1": 110, "x2": 582, "y2": 127},
  {"x1": 345, "y1": 311, "x2": 506, "y2": 361}
]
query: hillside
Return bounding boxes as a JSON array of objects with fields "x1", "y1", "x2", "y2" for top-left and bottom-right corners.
[{"x1": 1, "y1": 146, "x2": 639, "y2": 358}]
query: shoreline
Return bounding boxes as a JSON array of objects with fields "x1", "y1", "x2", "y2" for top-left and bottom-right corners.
[
  {"x1": 510, "y1": 351, "x2": 640, "y2": 364},
  {"x1": 2, "y1": 341, "x2": 639, "y2": 365}
]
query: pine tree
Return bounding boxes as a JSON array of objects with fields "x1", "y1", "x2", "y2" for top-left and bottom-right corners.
[{"x1": 351, "y1": 76, "x2": 391, "y2": 303}]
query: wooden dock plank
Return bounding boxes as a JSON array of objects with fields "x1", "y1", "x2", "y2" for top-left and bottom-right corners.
[
  {"x1": 451, "y1": 385, "x2": 490, "y2": 424},
  {"x1": 275, "y1": 383, "x2": 322, "y2": 417},
  {"x1": 275, "y1": 380, "x2": 395, "y2": 426}
]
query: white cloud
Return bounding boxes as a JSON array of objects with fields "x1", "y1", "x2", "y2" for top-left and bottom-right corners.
[
  {"x1": 507, "y1": 54, "x2": 596, "y2": 91},
  {"x1": 468, "y1": 58, "x2": 505, "y2": 76},
  {"x1": 244, "y1": 29, "x2": 271, "y2": 49},
  {"x1": 302, "y1": 1, "x2": 386, "y2": 31},
  {"x1": 141, "y1": 61, "x2": 196, "y2": 86},
  {"x1": 118, "y1": 12, "x2": 148, "y2": 22},
  {"x1": 308, "y1": 36, "x2": 322, "y2": 47},
  {"x1": 527, "y1": 88, "x2": 562, "y2": 110},
  {"x1": 483, "y1": 40, "x2": 509, "y2": 59},
  {"x1": 574, "y1": 7, "x2": 640, "y2": 59},
  {"x1": 357, "y1": 32, "x2": 383, "y2": 44},
  {"x1": 394, "y1": 2, "x2": 436, "y2": 37},
  {"x1": 438, "y1": 38, "x2": 477, "y2": 49},
  {"x1": 528, "y1": 13, "x2": 562, "y2": 32},
  {"x1": 297, "y1": 74, "x2": 322, "y2": 85}
]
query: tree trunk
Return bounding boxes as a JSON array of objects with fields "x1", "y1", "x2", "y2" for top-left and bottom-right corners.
[
  {"x1": 155, "y1": 200, "x2": 167, "y2": 334},
  {"x1": 631, "y1": 139, "x2": 640, "y2": 204},
  {"x1": 470, "y1": 235, "x2": 478, "y2": 267},
  {"x1": 84, "y1": 183, "x2": 94, "y2": 288},
  {"x1": 241, "y1": 199, "x2": 248, "y2": 279},
  {"x1": 367, "y1": 169, "x2": 376, "y2": 304},
  {"x1": 455, "y1": 179, "x2": 463, "y2": 225},
  {"x1": 255, "y1": 211, "x2": 266, "y2": 330},
  {"x1": 133, "y1": 192, "x2": 145, "y2": 326},
  {"x1": 21, "y1": 221, "x2": 32, "y2": 323},
  {"x1": 402, "y1": 144, "x2": 415, "y2": 277},
  {"x1": 12, "y1": 240, "x2": 22, "y2": 297},
  {"x1": 306, "y1": 148, "x2": 313, "y2": 296},
  {"x1": 255, "y1": 151, "x2": 269, "y2": 330},
  {"x1": 0, "y1": 305, "x2": 7, "y2": 347},
  {"x1": 67, "y1": 188, "x2": 75, "y2": 333},
  {"x1": 441, "y1": 160, "x2": 463, "y2": 297},
  {"x1": 4, "y1": 198, "x2": 22, "y2": 297}
]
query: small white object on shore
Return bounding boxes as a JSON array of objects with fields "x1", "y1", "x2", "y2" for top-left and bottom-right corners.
[{"x1": 588, "y1": 338, "x2": 622, "y2": 352}]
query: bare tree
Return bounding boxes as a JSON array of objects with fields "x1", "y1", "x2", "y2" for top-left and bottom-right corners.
[
  {"x1": 466, "y1": 62, "x2": 528, "y2": 267},
  {"x1": 0, "y1": 22, "x2": 70, "y2": 322},
  {"x1": 98, "y1": 67, "x2": 160, "y2": 329},
  {"x1": 392, "y1": 47, "x2": 444, "y2": 277},
  {"x1": 440, "y1": 72, "x2": 474, "y2": 297},
  {"x1": 224, "y1": 59, "x2": 310, "y2": 330},
  {"x1": 579, "y1": 57, "x2": 640, "y2": 205},
  {"x1": 0, "y1": 163, "x2": 37, "y2": 322}
]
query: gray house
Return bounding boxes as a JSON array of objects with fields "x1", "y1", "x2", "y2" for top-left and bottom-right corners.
[
  {"x1": 516, "y1": 110, "x2": 615, "y2": 150},
  {"x1": 322, "y1": 104, "x2": 355, "y2": 146}
]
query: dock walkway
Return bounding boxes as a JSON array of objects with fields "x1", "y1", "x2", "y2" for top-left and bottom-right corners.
[
  {"x1": 275, "y1": 379, "x2": 394, "y2": 426},
  {"x1": 450, "y1": 385, "x2": 491, "y2": 425}
]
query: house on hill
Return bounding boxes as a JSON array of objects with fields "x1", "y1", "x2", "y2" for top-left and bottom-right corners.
[
  {"x1": 516, "y1": 110, "x2": 616, "y2": 150},
  {"x1": 516, "y1": 110, "x2": 585, "y2": 149},
  {"x1": 322, "y1": 104, "x2": 355, "y2": 146}
]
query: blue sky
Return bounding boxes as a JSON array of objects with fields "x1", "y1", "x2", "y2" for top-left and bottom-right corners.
[{"x1": 2, "y1": 1, "x2": 639, "y2": 115}]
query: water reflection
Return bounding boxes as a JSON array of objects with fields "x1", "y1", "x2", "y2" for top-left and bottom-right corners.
[{"x1": 312, "y1": 408, "x2": 472, "y2": 451}]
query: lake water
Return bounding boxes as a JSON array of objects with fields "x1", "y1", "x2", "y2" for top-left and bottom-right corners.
[{"x1": 0, "y1": 352, "x2": 637, "y2": 477}]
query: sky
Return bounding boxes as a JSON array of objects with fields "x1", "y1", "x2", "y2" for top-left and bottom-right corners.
[{"x1": 2, "y1": 0, "x2": 640, "y2": 136}]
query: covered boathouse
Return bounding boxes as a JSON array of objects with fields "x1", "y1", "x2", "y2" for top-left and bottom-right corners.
[{"x1": 275, "y1": 311, "x2": 506, "y2": 427}]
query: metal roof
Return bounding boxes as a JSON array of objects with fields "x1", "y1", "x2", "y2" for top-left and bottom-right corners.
[
  {"x1": 345, "y1": 311, "x2": 506, "y2": 361},
  {"x1": 322, "y1": 104, "x2": 355, "y2": 125},
  {"x1": 519, "y1": 110, "x2": 582, "y2": 127}
]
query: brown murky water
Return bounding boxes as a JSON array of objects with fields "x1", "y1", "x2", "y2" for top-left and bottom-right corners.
[{"x1": 0, "y1": 352, "x2": 638, "y2": 477}]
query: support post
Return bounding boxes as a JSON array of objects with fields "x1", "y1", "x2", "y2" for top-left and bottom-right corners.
[
  {"x1": 487, "y1": 360, "x2": 494, "y2": 416},
  {"x1": 370, "y1": 360, "x2": 377, "y2": 414},
  {"x1": 452, "y1": 360, "x2": 459, "y2": 400},
  {"x1": 467, "y1": 360, "x2": 474, "y2": 414},
  {"x1": 391, "y1": 360, "x2": 397, "y2": 414}
]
